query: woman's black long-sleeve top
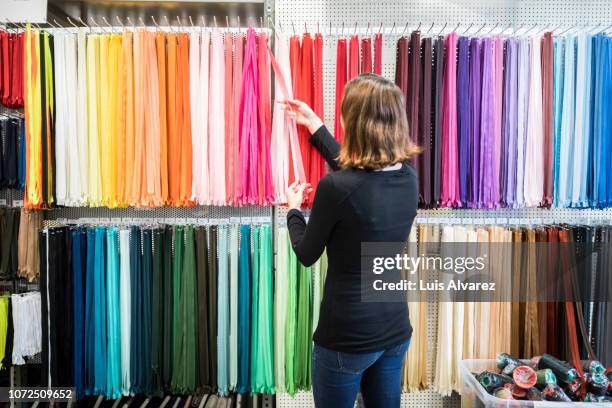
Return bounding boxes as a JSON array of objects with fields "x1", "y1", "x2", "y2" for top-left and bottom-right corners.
[{"x1": 287, "y1": 125, "x2": 418, "y2": 352}]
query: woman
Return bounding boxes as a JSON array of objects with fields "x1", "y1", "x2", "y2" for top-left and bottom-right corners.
[{"x1": 283, "y1": 73, "x2": 420, "y2": 408}]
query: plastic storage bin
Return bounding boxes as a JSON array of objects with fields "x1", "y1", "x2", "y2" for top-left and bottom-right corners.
[{"x1": 459, "y1": 359, "x2": 612, "y2": 407}]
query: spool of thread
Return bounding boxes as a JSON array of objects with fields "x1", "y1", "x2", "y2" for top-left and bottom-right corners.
[
  {"x1": 513, "y1": 365, "x2": 537, "y2": 389},
  {"x1": 582, "y1": 360, "x2": 605, "y2": 374},
  {"x1": 511, "y1": 385, "x2": 527, "y2": 399},
  {"x1": 538, "y1": 354, "x2": 579, "y2": 382},
  {"x1": 586, "y1": 372, "x2": 609, "y2": 395},
  {"x1": 526, "y1": 387, "x2": 544, "y2": 401},
  {"x1": 565, "y1": 379, "x2": 583, "y2": 401},
  {"x1": 535, "y1": 368, "x2": 557, "y2": 388},
  {"x1": 543, "y1": 384, "x2": 572, "y2": 402},
  {"x1": 496, "y1": 352, "x2": 522, "y2": 369},
  {"x1": 493, "y1": 387, "x2": 513, "y2": 400},
  {"x1": 477, "y1": 371, "x2": 513, "y2": 393},
  {"x1": 502, "y1": 364, "x2": 517, "y2": 376}
]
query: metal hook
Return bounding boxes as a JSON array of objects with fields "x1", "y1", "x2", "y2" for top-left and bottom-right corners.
[
  {"x1": 378, "y1": 22, "x2": 383, "y2": 34},
  {"x1": 512, "y1": 23, "x2": 524, "y2": 35},
  {"x1": 317, "y1": 21, "x2": 320, "y2": 34},
  {"x1": 115, "y1": 16, "x2": 124, "y2": 30},
  {"x1": 416, "y1": 21, "x2": 422, "y2": 32},
  {"x1": 559, "y1": 22, "x2": 577, "y2": 36},
  {"x1": 536, "y1": 23, "x2": 551, "y2": 35},
  {"x1": 400, "y1": 21, "x2": 409, "y2": 37},
  {"x1": 126, "y1": 16, "x2": 135, "y2": 31},
  {"x1": 260, "y1": 16, "x2": 263, "y2": 29},
  {"x1": 589, "y1": 23, "x2": 603, "y2": 34},
  {"x1": 600, "y1": 22, "x2": 612, "y2": 34},
  {"x1": 525, "y1": 23, "x2": 538, "y2": 35},
  {"x1": 151, "y1": 16, "x2": 159, "y2": 30},
  {"x1": 390, "y1": 22, "x2": 396, "y2": 35},
  {"x1": 189, "y1": 15, "x2": 194, "y2": 28},
  {"x1": 228, "y1": 16, "x2": 231, "y2": 32},
  {"x1": 102, "y1": 16, "x2": 113, "y2": 32},
  {"x1": 462, "y1": 22, "x2": 473, "y2": 34},
  {"x1": 365, "y1": 22, "x2": 370, "y2": 36},
  {"x1": 353, "y1": 21, "x2": 357, "y2": 36},
  {"x1": 88, "y1": 16, "x2": 101, "y2": 32},
  {"x1": 426, "y1": 22, "x2": 434, "y2": 34},
  {"x1": 176, "y1": 16, "x2": 182, "y2": 31},
  {"x1": 437, "y1": 22, "x2": 447, "y2": 36},
  {"x1": 291, "y1": 20, "x2": 296, "y2": 35},
  {"x1": 474, "y1": 22, "x2": 486, "y2": 35},
  {"x1": 138, "y1": 16, "x2": 145, "y2": 29},
  {"x1": 342, "y1": 21, "x2": 345, "y2": 37},
  {"x1": 213, "y1": 15, "x2": 217, "y2": 29},
  {"x1": 162, "y1": 15, "x2": 172, "y2": 31},
  {"x1": 451, "y1": 21, "x2": 460, "y2": 33},
  {"x1": 201, "y1": 15, "x2": 206, "y2": 28},
  {"x1": 486, "y1": 22, "x2": 499, "y2": 35},
  {"x1": 305, "y1": 21, "x2": 307, "y2": 33}
]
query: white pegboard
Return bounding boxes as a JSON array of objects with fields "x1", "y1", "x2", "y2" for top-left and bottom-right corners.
[{"x1": 275, "y1": 0, "x2": 612, "y2": 145}]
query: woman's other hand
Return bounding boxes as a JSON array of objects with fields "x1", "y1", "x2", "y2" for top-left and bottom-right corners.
[
  {"x1": 279, "y1": 99, "x2": 324, "y2": 134},
  {"x1": 286, "y1": 181, "x2": 312, "y2": 210}
]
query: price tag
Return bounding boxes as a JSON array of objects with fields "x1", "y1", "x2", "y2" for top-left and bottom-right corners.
[
  {"x1": 57, "y1": 218, "x2": 68, "y2": 225},
  {"x1": 242, "y1": 217, "x2": 252, "y2": 224},
  {"x1": 186, "y1": 218, "x2": 197, "y2": 225},
  {"x1": 230, "y1": 217, "x2": 241, "y2": 224},
  {"x1": 219, "y1": 218, "x2": 230, "y2": 225},
  {"x1": 12, "y1": 200, "x2": 23, "y2": 207},
  {"x1": 0, "y1": 199, "x2": 7, "y2": 206},
  {"x1": 111, "y1": 218, "x2": 122, "y2": 224},
  {"x1": 509, "y1": 218, "x2": 519, "y2": 225},
  {"x1": 496, "y1": 218, "x2": 507, "y2": 225},
  {"x1": 463, "y1": 218, "x2": 474, "y2": 225},
  {"x1": 485, "y1": 218, "x2": 495, "y2": 224}
]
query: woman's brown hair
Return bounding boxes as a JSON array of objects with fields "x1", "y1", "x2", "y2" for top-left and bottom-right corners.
[{"x1": 338, "y1": 73, "x2": 420, "y2": 170}]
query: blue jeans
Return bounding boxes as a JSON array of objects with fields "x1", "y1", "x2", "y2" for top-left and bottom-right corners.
[{"x1": 312, "y1": 340, "x2": 410, "y2": 408}]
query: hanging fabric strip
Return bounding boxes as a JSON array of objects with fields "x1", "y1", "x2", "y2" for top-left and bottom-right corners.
[
  {"x1": 224, "y1": 34, "x2": 235, "y2": 205},
  {"x1": 373, "y1": 33, "x2": 382, "y2": 75},
  {"x1": 479, "y1": 38, "x2": 495, "y2": 208},
  {"x1": 217, "y1": 226, "x2": 230, "y2": 395},
  {"x1": 515, "y1": 38, "x2": 529, "y2": 208},
  {"x1": 309, "y1": 32, "x2": 325, "y2": 205},
  {"x1": 524, "y1": 35, "x2": 544, "y2": 207},
  {"x1": 232, "y1": 34, "x2": 244, "y2": 202},
  {"x1": 432, "y1": 37, "x2": 444, "y2": 207},
  {"x1": 571, "y1": 32, "x2": 592, "y2": 208},
  {"x1": 53, "y1": 33, "x2": 67, "y2": 206},
  {"x1": 456, "y1": 36, "x2": 470, "y2": 206},
  {"x1": 228, "y1": 225, "x2": 239, "y2": 390},
  {"x1": 86, "y1": 34, "x2": 102, "y2": 206},
  {"x1": 121, "y1": 31, "x2": 135, "y2": 208},
  {"x1": 541, "y1": 32, "x2": 554, "y2": 207},
  {"x1": 419, "y1": 37, "x2": 433, "y2": 208},
  {"x1": 274, "y1": 227, "x2": 288, "y2": 393},
  {"x1": 257, "y1": 32, "x2": 274, "y2": 206},
  {"x1": 492, "y1": 36, "x2": 504, "y2": 207},
  {"x1": 118, "y1": 229, "x2": 131, "y2": 395},
  {"x1": 334, "y1": 38, "x2": 347, "y2": 143},
  {"x1": 502, "y1": 38, "x2": 518, "y2": 207},
  {"x1": 190, "y1": 31, "x2": 203, "y2": 204},
  {"x1": 237, "y1": 225, "x2": 251, "y2": 393},
  {"x1": 237, "y1": 28, "x2": 259, "y2": 205},
  {"x1": 177, "y1": 33, "x2": 193, "y2": 206},
  {"x1": 348, "y1": 34, "x2": 360, "y2": 79},
  {"x1": 558, "y1": 34, "x2": 576, "y2": 208},
  {"x1": 199, "y1": 31, "x2": 212, "y2": 205},
  {"x1": 360, "y1": 36, "x2": 372, "y2": 73},
  {"x1": 156, "y1": 32, "x2": 169, "y2": 205},
  {"x1": 440, "y1": 32, "x2": 459, "y2": 207},
  {"x1": 408, "y1": 31, "x2": 421, "y2": 175},
  {"x1": 297, "y1": 33, "x2": 314, "y2": 206},
  {"x1": 468, "y1": 38, "x2": 482, "y2": 208},
  {"x1": 106, "y1": 228, "x2": 121, "y2": 398},
  {"x1": 267, "y1": 37, "x2": 306, "y2": 187}
]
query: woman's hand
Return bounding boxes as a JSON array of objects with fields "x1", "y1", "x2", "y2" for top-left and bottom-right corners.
[
  {"x1": 279, "y1": 99, "x2": 324, "y2": 134},
  {"x1": 286, "y1": 181, "x2": 312, "y2": 210}
]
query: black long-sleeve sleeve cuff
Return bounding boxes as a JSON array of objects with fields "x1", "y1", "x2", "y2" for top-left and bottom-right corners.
[
  {"x1": 309, "y1": 125, "x2": 341, "y2": 171},
  {"x1": 287, "y1": 208, "x2": 306, "y2": 225}
]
